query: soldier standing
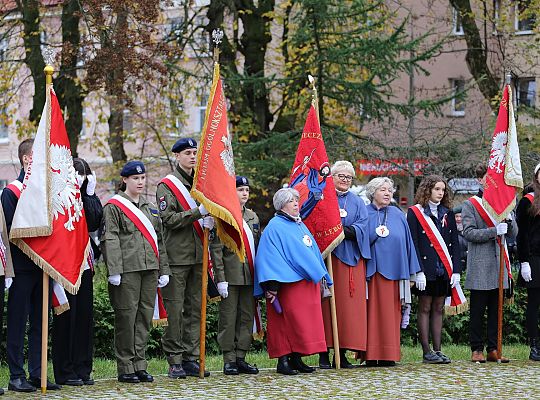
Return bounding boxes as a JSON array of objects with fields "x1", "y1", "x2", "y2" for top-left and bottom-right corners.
[{"x1": 157, "y1": 138, "x2": 214, "y2": 378}]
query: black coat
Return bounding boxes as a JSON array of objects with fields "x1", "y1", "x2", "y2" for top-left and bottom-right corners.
[
  {"x1": 516, "y1": 191, "x2": 540, "y2": 288},
  {"x1": 407, "y1": 205, "x2": 462, "y2": 281},
  {"x1": 82, "y1": 192, "x2": 103, "y2": 260}
]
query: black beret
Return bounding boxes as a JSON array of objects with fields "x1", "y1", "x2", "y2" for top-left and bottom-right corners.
[
  {"x1": 236, "y1": 176, "x2": 249, "y2": 187},
  {"x1": 120, "y1": 160, "x2": 145, "y2": 177},
  {"x1": 172, "y1": 137, "x2": 197, "y2": 153}
]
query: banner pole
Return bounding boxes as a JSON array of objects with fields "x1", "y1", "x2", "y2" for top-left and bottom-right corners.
[
  {"x1": 497, "y1": 235, "x2": 505, "y2": 362},
  {"x1": 199, "y1": 228, "x2": 209, "y2": 378},
  {"x1": 326, "y1": 256, "x2": 340, "y2": 369},
  {"x1": 41, "y1": 272, "x2": 49, "y2": 394}
]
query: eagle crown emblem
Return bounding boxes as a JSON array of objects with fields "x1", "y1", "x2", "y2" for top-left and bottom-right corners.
[
  {"x1": 220, "y1": 133, "x2": 235, "y2": 176},
  {"x1": 488, "y1": 131, "x2": 507, "y2": 174}
]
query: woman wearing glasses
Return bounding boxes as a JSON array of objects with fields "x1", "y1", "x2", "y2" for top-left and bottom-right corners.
[{"x1": 319, "y1": 161, "x2": 371, "y2": 369}]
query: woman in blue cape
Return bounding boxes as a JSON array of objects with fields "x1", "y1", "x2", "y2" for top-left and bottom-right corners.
[
  {"x1": 363, "y1": 177, "x2": 421, "y2": 367},
  {"x1": 254, "y1": 188, "x2": 332, "y2": 375}
]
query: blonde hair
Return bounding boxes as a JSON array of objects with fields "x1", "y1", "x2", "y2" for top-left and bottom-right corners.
[{"x1": 365, "y1": 177, "x2": 395, "y2": 201}]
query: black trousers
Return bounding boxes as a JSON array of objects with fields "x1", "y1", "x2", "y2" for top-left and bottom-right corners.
[
  {"x1": 526, "y1": 287, "x2": 540, "y2": 340},
  {"x1": 469, "y1": 289, "x2": 498, "y2": 352},
  {"x1": 0, "y1": 276, "x2": 4, "y2": 340},
  {"x1": 7, "y1": 269, "x2": 44, "y2": 380},
  {"x1": 52, "y1": 269, "x2": 94, "y2": 383}
]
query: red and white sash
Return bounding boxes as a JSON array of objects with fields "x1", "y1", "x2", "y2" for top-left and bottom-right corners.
[
  {"x1": 409, "y1": 205, "x2": 467, "y2": 315},
  {"x1": 5, "y1": 180, "x2": 23, "y2": 198},
  {"x1": 242, "y1": 219, "x2": 263, "y2": 339},
  {"x1": 107, "y1": 194, "x2": 167, "y2": 326},
  {"x1": 469, "y1": 196, "x2": 512, "y2": 279},
  {"x1": 524, "y1": 192, "x2": 535, "y2": 203}
]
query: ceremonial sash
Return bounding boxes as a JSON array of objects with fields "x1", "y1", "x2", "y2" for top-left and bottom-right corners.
[
  {"x1": 409, "y1": 205, "x2": 467, "y2": 315},
  {"x1": 469, "y1": 196, "x2": 512, "y2": 279},
  {"x1": 525, "y1": 192, "x2": 535, "y2": 203},
  {"x1": 242, "y1": 219, "x2": 263, "y2": 340},
  {"x1": 107, "y1": 195, "x2": 167, "y2": 326},
  {"x1": 5, "y1": 180, "x2": 23, "y2": 198}
]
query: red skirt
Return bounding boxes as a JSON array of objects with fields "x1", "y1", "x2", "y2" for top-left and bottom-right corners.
[
  {"x1": 364, "y1": 273, "x2": 401, "y2": 361},
  {"x1": 266, "y1": 280, "x2": 327, "y2": 359},
  {"x1": 322, "y1": 256, "x2": 367, "y2": 351}
]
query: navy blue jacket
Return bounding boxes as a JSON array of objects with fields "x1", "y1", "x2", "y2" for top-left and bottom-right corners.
[{"x1": 407, "y1": 204, "x2": 462, "y2": 280}]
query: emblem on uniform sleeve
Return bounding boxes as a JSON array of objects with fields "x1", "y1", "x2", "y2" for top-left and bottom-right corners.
[{"x1": 159, "y1": 196, "x2": 167, "y2": 211}]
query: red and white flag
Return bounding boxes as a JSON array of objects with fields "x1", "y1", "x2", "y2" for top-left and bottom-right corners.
[
  {"x1": 9, "y1": 86, "x2": 90, "y2": 294},
  {"x1": 483, "y1": 85, "x2": 523, "y2": 221}
]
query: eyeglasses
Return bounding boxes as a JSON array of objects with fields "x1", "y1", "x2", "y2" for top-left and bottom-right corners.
[{"x1": 335, "y1": 174, "x2": 353, "y2": 182}]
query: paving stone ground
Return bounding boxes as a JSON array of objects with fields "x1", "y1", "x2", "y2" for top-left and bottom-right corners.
[{"x1": 3, "y1": 361, "x2": 539, "y2": 399}]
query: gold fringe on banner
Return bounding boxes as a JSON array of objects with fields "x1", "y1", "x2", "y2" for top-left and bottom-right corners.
[{"x1": 444, "y1": 301, "x2": 469, "y2": 316}]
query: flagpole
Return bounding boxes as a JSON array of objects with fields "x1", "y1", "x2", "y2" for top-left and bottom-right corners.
[{"x1": 497, "y1": 235, "x2": 505, "y2": 363}]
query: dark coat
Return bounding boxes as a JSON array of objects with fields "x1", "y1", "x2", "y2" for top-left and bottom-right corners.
[{"x1": 516, "y1": 191, "x2": 540, "y2": 288}]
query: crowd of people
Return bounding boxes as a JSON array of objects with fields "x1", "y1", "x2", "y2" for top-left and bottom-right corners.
[{"x1": 1, "y1": 137, "x2": 539, "y2": 394}]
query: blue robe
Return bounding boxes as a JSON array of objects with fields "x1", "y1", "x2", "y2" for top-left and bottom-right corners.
[
  {"x1": 333, "y1": 191, "x2": 371, "y2": 266},
  {"x1": 366, "y1": 204, "x2": 421, "y2": 280},
  {"x1": 254, "y1": 214, "x2": 332, "y2": 296}
]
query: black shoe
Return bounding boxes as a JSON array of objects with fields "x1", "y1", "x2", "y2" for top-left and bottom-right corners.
[
  {"x1": 364, "y1": 360, "x2": 378, "y2": 367},
  {"x1": 8, "y1": 377, "x2": 36, "y2": 392},
  {"x1": 63, "y1": 378, "x2": 84, "y2": 386},
  {"x1": 288, "y1": 354, "x2": 315, "y2": 373},
  {"x1": 236, "y1": 358, "x2": 259, "y2": 374},
  {"x1": 182, "y1": 360, "x2": 210, "y2": 377},
  {"x1": 223, "y1": 362, "x2": 239, "y2": 375},
  {"x1": 378, "y1": 360, "x2": 396, "y2": 367},
  {"x1": 135, "y1": 370, "x2": 154, "y2": 382},
  {"x1": 28, "y1": 378, "x2": 61, "y2": 390},
  {"x1": 319, "y1": 352, "x2": 331, "y2": 369},
  {"x1": 0, "y1": 387, "x2": 3, "y2": 395},
  {"x1": 276, "y1": 356, "x2": 298, "y2": 375},
  {"x1": 118, "y1": 373, "x2": 140, "y2": 383},
  {"x1": 333, "y1": 350, "x2": 356, "y2": 369},
  {"x1": 423, "y1": 350, "x2": 444, "y2": 364},
  {"x1": 82, "y1": 377, "x2": 95, "y2": 385},
  {"x1": 168, "y1": 364, "x2": 186, "y2": 379},
  {"x1": 435, "y1": 351, "x2": 451, "y2": 364}
]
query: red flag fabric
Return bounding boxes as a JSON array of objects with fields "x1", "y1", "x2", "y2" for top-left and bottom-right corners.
[
  {"x1": 289, "y1": 105, "x2": 344, "y2": 258},
  {"x1": 10, "y1": 85, "x2": 90, "y2": 294},
  {"x1": 483, "y1": 85, "x2": 523, "y2": 222},
  {"x1": 192, "y1": 63, "x2": 245, "y2": 261}
]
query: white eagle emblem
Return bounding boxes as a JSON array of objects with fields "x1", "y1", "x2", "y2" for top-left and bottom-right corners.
[
  {"x1": 488, "y1": 131, "x2": 507, "y2": 174},
  {"x1": 50, "y1": 144, "x2": 84, "y2": 231},
  {"x1": 220, "y1": 133, "x2": 235, "y2": 176}
]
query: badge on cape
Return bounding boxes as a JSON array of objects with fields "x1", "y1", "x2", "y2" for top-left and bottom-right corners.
[
  {"x1": 302, "y1": 234, "x2": 313, "y2": 247},
  {"x1": 339, "y1": 208, "x2": 348, "y2": 218},
  {"x1": 375, "y1": 225, "x2": 390, "y2": 237}
]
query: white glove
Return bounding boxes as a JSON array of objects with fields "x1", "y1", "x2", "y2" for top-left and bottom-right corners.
[
  {"x1": 86, "y1": 172, "x2": 97, "y2": 196},
  {"x1": 217, "y1": 281, "x2": 229, "y2": 298},
  {"x1": 76, "y1": 173, "x2": 85, "y2": 189},
  {"x1": 158, "y1": 275, "x2": 170, "y2": 288},
  {"x1": 202, "y1": 216, "x2": 215, "y2": 230},
  {"x1": 108, "y1": 274, "x2": 121, "y2": 286},
  {"x1": 199, "y1": 204, "x2": 208, "y2": 215},
  {"x1": 415, "y1": 272, "x2": 426, "y2": 291},
  {"x1": 496, "y1": 222, "x2": 508, "y2": 235},
  {"x1": 450, "y1": 273, "x2": 461, "y2": 288},
  {"x1": 4, "y1": 277, "x2": 13, "y2": 290},
  {"x1": 521, "y1": 262, "x2": 533, "y2": 282}
]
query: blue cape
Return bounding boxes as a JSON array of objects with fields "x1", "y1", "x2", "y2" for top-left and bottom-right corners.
[
  {"x1": 366, "y1": 204, "x2": 421, "y2": 280},
  {"x1": 254, "y1": 214, "x2": 332, "y2": 296},
  {"x1": 333, "y1": 191, "x2": 371, "y2": 266}
]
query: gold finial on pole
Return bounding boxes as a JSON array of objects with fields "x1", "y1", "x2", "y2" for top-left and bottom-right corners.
[
  {"x1": 308, "y1": 74, "x2": 317, "y2": 106},
  {"x1": 211, "y1": 29, "x2": 224, "y2": 64},
  {"x1": 43, "y1": 47, "x2": 56, "y2": 85}
]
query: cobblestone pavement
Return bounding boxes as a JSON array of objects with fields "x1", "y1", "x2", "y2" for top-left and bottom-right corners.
[{"x1": 4, "y1": 361, "x2": 540, "y2": 399}]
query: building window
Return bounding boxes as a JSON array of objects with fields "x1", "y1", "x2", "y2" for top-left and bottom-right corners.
[
  {"x1": 167, "y1": 17, "x2": 184, "y2": 38},
  {"x1": 451, "y1": 79, "x2": 465, "y2": 116},
  {"x1": 0, "y1": 38, "x2": 7, "y2": 62},
  {"x1": 515, "y1": 0, "x2": 536, "y2": 34},
  {"x1": 0, "y1": 108, "x2": 8, "y2": 140},
  {"x1": 194, "y1": 16, "x2": 208, "y2": 51},
  {"x1": 123, "y1": 109, "x2": 133, "y2": 134},
  {"x1": 197, "y1": 93, "x2": 208, "y2": 133},
  {"x1": 492, "y1": 0, "x2": 501, "y2": 33},
  {"x1": 517, "y1": 78, "x2": 536, "y2": 108},
  {"x1": 452, "y1": 7, "x2": 464, "y2": 35}
]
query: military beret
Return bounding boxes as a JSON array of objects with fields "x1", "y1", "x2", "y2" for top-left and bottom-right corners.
[
  {"x1": 172, "y1": 137, "x2": 197, "y2": 153},
  {"x1": 236, "y1": 176, "x2": 249, "y2": 187},
  {"x1": 120, "y1": 160, "x2": 145, "y2": 177}
]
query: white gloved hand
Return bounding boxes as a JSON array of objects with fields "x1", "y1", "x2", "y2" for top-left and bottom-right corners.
[
  {"x1": 199, "y1": 204, "x2": 208, "y2": 215},
  {"x1": 415, "y1": 272, "x2": 426, "y2": 291},
  {"x1": 76, "y1": 173, "x2": 85, "y2": 189},
  {"x1": 450, "y1": 273, "x2": 461, "y2": 288},
  {"x1": 158, "y1": 275, "x2": 170, "y2": 288},
  {"x1": 4, "y1": 277, "x2": 13, "y2": 290},
  {"x1": 86, "y1": 172, "x2": 97, "y2": 196},
  {"x1": 217, "y1": 281, "x2": 229, "y2": 298},
  {"x1": 496, "y1": 222, "x2": 508, "y2": 235},
  {"x1": 202, "y1": 216, "x2": 215, "y2": 230},
  {"x1": 521, "y1": 262, "x2": 533, "y2": 282},
  {"x1": 108, "y1": 274, "x2": 121, "y2": 286}
]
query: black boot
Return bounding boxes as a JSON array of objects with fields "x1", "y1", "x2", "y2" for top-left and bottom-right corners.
[
  {"x1": 530, "y1": 338, "x2": 540, "y2": 361},
  {"x1": 319, "y1": 351, "x2": 331, "y2": 369},
  {"x1": 333, "y1": 349, "x2": 355, "y2": 369},
  {"x1": 276, "y1": 355, "x2": 298, "y2": 375},
  {"x1": 236, "y1": 358, "x2": 259, "y2": 374},
  {"x1": 288, "y1": 353, "x2": 315, "y2": 373}
]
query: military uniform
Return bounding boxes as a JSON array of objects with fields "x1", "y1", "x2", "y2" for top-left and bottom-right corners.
[
  {"x1": 101, "y1": 191, "x2": 170, "y2": 376},
  {"x1": 212, "y1": 206, "x2": 260, "y2": 364},
  {"x1": 157, "y1": 165, "x2": 205, "y2": 366}
]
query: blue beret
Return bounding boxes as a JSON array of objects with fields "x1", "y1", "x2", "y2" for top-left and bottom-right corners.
[
  {"x1": 120, "y1": 160, "x2": 145, "y2": 177},
  {"x1": 236, "y1": 176, "x2": 249, "y2": 187},
  {"x1": 172, "y1": 137, "x2": 197, "y2": 153}
]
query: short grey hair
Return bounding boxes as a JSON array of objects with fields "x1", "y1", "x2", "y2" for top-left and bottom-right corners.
[
  {"x1": 365, "y1": 177, "x2": 395, "y2": 201},
  {"x1": 331, "y1": 160, "x2": 355, "y2": 177},
  {"x1": 273, "y1": 188, "x2": 300, "y2": 211}
]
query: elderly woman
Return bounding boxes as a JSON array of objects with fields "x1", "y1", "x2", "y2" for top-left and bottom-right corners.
[
  {"x1": 254, "y1": 188, "x2": 332, "y2": 375},
  {"x1": 319, "y1": 161, "x2": 371, "y2": 369},
  {"x1": 363, "y1": 177, "x2": 421, "y2": 366}
]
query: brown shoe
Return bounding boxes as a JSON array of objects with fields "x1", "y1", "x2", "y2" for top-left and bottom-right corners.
[
  {"x1": 471, "y1": 350, "x2": 486, "y2": 363},
  {"x1": 487, "y1": 350, "x2": 509, "y2": 363}
]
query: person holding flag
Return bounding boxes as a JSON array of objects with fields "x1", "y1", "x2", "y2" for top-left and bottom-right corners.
[
  {"x1": 211, "y1": 176, "x2": 260, "y2": 376},
  {"x1": 407, "y1": 175, "x2": 463, "y2": 364},
  {"x1": 101, "y1": 160, "x2": 170, "y2": 383}
]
